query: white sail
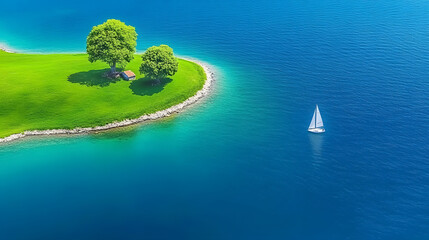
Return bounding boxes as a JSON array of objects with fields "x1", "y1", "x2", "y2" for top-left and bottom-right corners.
[
  {"x1": 308, "y1": 105, "x2": 325, "y2": 133},
  {"x1": 308, "y1": 110, "x2": 316, "y2": 129},
  {"x1": 315, "y1": 105, "x2": 324, "y2": 128}
]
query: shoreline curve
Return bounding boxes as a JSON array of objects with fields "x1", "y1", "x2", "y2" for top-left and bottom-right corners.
[
  {"x1": 0, "y1": 56, "x2": 215, "y2": 143},
  {"x1": 0, "y1": 44, "x2": 16, "y2": 53}
]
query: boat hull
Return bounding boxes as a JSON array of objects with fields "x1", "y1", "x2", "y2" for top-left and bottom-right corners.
[{"x1": 308, "y1": 128, "x2": 325, "y2": 133}]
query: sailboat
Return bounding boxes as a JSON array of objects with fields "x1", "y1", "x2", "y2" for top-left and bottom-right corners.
[{"x1": 308, "y1": 105, "x2": 325, "y2": 133}]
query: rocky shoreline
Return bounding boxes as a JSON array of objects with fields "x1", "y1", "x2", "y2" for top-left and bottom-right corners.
[
  {"x1": 0, "y1": 57, "x2": 215, "y2": 143},
  {"x1": 0, "y1": 44, "x2": 15, "y2": 53}
]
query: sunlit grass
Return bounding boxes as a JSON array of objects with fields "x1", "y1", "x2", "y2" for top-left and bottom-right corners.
[{"x1": 0, "y1": 51, "x2": 206, "y2": 138}]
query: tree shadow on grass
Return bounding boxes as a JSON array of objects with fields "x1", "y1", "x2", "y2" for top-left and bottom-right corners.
[
  {"x1": 68, "y1": 69, "x2": 122, "y2": 87},
  {"x1": 129, "y1": 77, "x2": 173, "y2": 96}
]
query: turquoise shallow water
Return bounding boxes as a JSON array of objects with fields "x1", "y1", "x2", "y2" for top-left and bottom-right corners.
[{"x1": 1, "y1": 0, "x2": 429, "y2": 239}]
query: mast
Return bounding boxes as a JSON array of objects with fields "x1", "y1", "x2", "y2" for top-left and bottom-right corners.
[{"x1": 314, "y1": 105, "x2": 317, "y2": 128}]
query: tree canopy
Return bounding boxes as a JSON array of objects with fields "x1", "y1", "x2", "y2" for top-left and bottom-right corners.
[
  {"x1": 139, "y1": 45, "x2": 178, "y2": 82},
  {"x1": 86, "y1": 19, "x2": 137, "y2": 73}
]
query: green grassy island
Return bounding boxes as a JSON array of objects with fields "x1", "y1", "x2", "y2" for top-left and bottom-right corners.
[{"x1": 0, "y1": 50, "x2": 206, "y2": 139}]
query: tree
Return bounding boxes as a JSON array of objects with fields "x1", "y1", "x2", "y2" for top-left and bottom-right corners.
[
  {"x1": 86, "y1": 19, "x2": 137, "y2": 74},
  {"x1": 139, "y1": 45, "x2": 178, "y2": 83}
]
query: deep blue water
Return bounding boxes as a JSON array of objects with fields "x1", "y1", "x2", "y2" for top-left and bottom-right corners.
[{"x1": 1, "y1": 0, "x2": 429, "y2": 239}]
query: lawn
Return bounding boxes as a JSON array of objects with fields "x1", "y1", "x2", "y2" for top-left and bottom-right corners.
[{"x1": 0, "y1": 50, "x2": 206, "y2": 138}]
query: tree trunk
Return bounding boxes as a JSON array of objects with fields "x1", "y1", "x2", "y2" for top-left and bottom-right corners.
[{"x1": 110, "y1": 62, "x2": 116, "y2": 73}]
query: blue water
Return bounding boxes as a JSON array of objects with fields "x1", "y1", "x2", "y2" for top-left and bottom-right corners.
[{"x1": 1, "y1": 0, "x2": 429, "y2": 239}]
